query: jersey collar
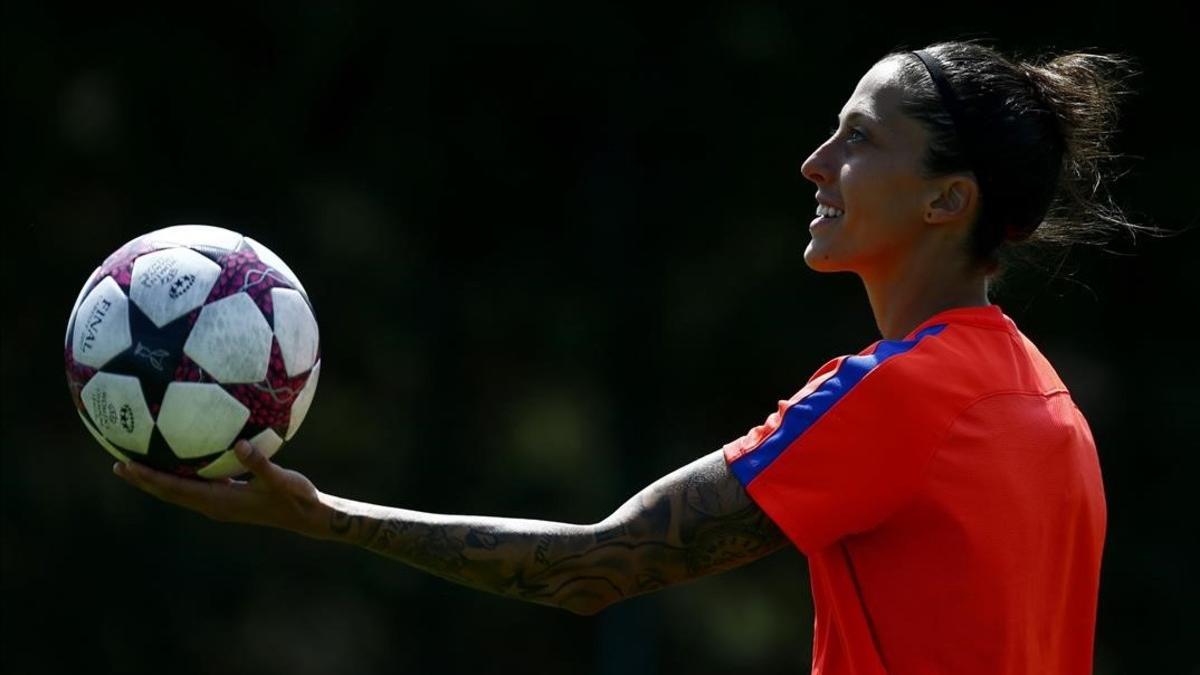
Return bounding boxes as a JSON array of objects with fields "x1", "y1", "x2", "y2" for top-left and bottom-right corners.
[{"x1": 902, "y1": 304, "x2": 1012, "y2": 341}]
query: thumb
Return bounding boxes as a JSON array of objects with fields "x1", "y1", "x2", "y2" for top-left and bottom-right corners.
[{"x1": 234, "y1": 439, "x2": 278, "y2": 482}]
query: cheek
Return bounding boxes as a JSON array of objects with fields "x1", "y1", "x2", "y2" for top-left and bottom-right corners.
[
  {"x1": 844, "y1": 166, "x2": 923, "y2": 226},
  {"x1": 839, "y1": 183, "x2": 928, "y2": 261},
  {"x1": 839, "y1": 164, "x2": 881, "y2": 220}
]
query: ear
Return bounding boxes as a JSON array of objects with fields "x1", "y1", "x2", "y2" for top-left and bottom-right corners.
[{"x1": 924, "y1": 175, "x2": 978, "y2": 225}]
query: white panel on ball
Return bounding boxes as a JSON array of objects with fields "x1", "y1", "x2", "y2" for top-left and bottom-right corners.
[
  {"x1": 129, "y1": 248, "x2": 223, "y2": 327},
  {"x1": 184, "y1": 293, "x2": 273, "y2": 383},
  {"x1": 286, "y1": 360, "x2": 320, "y2": 440},
  {"x1": 66, "y1": 266, "x2": 101, "y2": 347},
  {"x1": 142, "y1": 225, "x2": 244, "y2": 252},
  {"x1": 157, "y1": 382, "x2": 251, "y2": 459},
  {"x1": 72, "y1": 276, "x2": 132, "y2": 369},
  {"x1": 77, "y1": 410, "x2": 132, "y2": 463},
  {"x1": 80, "y1": 372, "x2": 154, "y2": 454},
  {"x1": 196, "y1": 428, "x2": 284, "y2": 479},
  {"x1": 271, "y1": 288, "x2": 319, "y2": 377},
  {"x1": 244, "y1": 237, "x2": 307, "y2": 295}
]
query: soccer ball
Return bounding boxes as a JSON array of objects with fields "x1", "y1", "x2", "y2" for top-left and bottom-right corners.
[{"x1": 64, "y1": 225, "x2": 320, "y2": 479}]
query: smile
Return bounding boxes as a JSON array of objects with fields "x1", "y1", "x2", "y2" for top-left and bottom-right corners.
[{"x1": 810, "y1": 212, "x2": 842, "y2": 230}]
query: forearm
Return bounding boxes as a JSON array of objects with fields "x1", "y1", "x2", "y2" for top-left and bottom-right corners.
[
  {"x1": 315, "y1": 493, "x2": 606, "y2": 615},
  {"x1": 309, "y1": 450, "x2": 786, "y2": 616},
  {"x1": 113, "y1": 444, "x2": 727, "y2": 616}
]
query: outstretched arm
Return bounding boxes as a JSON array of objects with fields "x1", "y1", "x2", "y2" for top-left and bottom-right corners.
[
  {"x1": 319, "y1": 449, "x2": 788, "y2": 615},
  {"x1": 115, "y1": 442, "x2": 788, "y2": 616}
]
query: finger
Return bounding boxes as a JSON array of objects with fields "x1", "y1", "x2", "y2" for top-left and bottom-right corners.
[
  {"x1": 114, "y1": 461, "x2": 237, "y2": 489},
  {"x1": 114, "y1": 460, "x2": 191, "y2": 497},
  {"x1": 114, "y1": 460, "x2": 237, "y2": 511},
  {"x1": 233, "y1": 440, "x2": 284, "y2": 487}
]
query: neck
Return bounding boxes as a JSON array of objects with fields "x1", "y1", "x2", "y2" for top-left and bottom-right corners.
[{"x1": 859, "y1": 244, "x2": 990, "y2": 341}]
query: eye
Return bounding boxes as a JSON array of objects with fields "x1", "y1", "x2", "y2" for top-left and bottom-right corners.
[{"x1": 827, "y1": 126, "x2": 867, "y2": 143}]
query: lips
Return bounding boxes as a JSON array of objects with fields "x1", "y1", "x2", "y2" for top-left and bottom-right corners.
[
  {"x1": 809, "y1": 212, "x2": 841, "y2": 230},
  {"x1": 815, "y1": 193, "x2": 845, "y2": 211}
]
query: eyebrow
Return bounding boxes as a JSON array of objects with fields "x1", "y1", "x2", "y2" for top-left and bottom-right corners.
[{"x1": 837, "y1": 111, "x2": 883, "y2": 126}]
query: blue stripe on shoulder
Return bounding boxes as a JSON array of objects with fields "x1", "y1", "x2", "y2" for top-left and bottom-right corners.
[{"x1": 730, "y1": 324, "x2": 947, "y2": 486}]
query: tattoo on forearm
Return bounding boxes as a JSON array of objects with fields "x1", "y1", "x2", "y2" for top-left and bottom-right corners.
[
  {"x1": 333, "y1": 450, "x2": 787, "y2": 614},
  {"x1": 466, "y1": 528, "x2": 498, "y2": 550},
  {"x1": 534, "y1": 534, "x2": 553, "y2": 566},
  {"x1": 329, "y1": 511, "x2": 382, "y2": 546}
]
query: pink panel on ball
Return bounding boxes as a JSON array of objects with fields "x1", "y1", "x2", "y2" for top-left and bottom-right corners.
[
  {"x1": 204, "y1": 249, "x2": 296, "y2": 320},
  {"x1": 224, "y1": 338, "x2": 312, "y2": 432},
  {"x1": 98, "y1": 239, "x2": 161, "y2": 290},
  {"x1": 172, "y1": 347, "x2": 212, "y2": 384}
]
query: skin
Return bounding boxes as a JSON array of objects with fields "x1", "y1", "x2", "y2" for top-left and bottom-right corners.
[
  {"x1": 113, "y1": 56, "x2": 993, "y2": 616},
  {"x1": 802, "y1": 56, "x2": 990, "y2": 339},
  {"x1": 115, "y1": 442, "x2": 787, "y2": 616}
]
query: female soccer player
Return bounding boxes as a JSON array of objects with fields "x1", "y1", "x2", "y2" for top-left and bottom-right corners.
[{"x1": 115, "y1": 40, "x2": 1143, "y2": 674}]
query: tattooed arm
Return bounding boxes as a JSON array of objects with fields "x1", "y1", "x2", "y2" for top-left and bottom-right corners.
[
  {"x1": 318, "y1": 449, "x2": 788, "y2": 616},
  {"x1": 114, "y1": 440, "x2": 787, "y2": 616}
]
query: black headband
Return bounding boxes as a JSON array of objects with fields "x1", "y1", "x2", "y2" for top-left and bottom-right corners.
[
  {"x1": 911, "y1": 50, "x2": 971, "y2": 140},
  {"x1": 911, "y1": 49, "x2": 983, "y2": 177},
  {"x1": 911, "y1": 49, "x2": 1009, "y2": 238}
]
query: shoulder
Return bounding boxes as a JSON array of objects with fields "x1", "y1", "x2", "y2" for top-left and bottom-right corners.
[
  {"x1": 810, "y1": 323, "x2": 1026, "y2": 438},
  {"x1": 839, "y1": 325, "x2": 963, "y2": 393},
  {"x1": 795, "y1": 326, "x2": 952, "y2": 403}
]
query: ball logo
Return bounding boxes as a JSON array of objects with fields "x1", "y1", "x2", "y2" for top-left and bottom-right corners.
[
  {"x1": 88, "y1": 389, "x2": 119, "y2": 431},
  {"x1": 168, "y1": 273, "x2": 196, "y2": 299},
  {"x1": 119, "y1": 404, "x2": 136, "y2": 433},
  {"x1": 79, "y1": 298, "x2": 113, "y2": 354},
  {"x1": 253, "y1": 381, "x2": 298, "y2": 404},
  {"x1": 134, "y1": 342, "x2": 170, "y2": 371},
  {"x1": 139, "y1": 256, "x2": 179, "y2": 288},
  {"x1": 240, "y1": 266, "x2": 288, "y2": 292}
]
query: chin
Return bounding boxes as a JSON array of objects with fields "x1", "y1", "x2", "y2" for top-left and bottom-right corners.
[{"x1": 803, "y1": 244, "x2": 851, "y2": 273}]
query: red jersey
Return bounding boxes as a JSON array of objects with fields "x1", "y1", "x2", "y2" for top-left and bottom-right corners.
[{"x1": 723, "y1": 305, "x2": 1105, "y2": 675}]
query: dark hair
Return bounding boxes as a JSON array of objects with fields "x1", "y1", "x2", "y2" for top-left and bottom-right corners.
[{"x1": 884, "y1": 39, "x2": 1157, "y2": 279}]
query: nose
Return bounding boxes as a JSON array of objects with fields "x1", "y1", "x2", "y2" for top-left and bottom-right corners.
[{"x1": 801, "y1": 141, "x2": 833, "y2": 185}]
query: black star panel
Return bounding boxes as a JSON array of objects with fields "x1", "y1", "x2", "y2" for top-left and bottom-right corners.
[{"x1": 102, "y1": 302, "x2": 194, "y2": 410}]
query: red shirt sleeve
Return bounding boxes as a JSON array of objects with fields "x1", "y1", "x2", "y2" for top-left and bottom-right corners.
[{"x1": 723, "y1": 331, "x2": 961, "y2": 554}]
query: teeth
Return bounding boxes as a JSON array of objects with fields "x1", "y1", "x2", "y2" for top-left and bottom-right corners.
[{"x1": 816, "y1": 204, "x2": 845, "y2": 218}]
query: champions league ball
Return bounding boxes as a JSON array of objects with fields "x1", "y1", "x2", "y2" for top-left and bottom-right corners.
[{"x1": 64, "y1": 225, "x2": 321, "y2": 479}]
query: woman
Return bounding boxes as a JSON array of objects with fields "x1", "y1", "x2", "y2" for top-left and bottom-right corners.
[{"x1": 115, "y1": 40, "x2": 1142, "y2": 674}]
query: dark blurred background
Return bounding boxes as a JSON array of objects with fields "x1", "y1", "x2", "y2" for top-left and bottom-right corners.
[{"x1": 3, "y1": 2, "x2": 1196, "y2": 674}]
